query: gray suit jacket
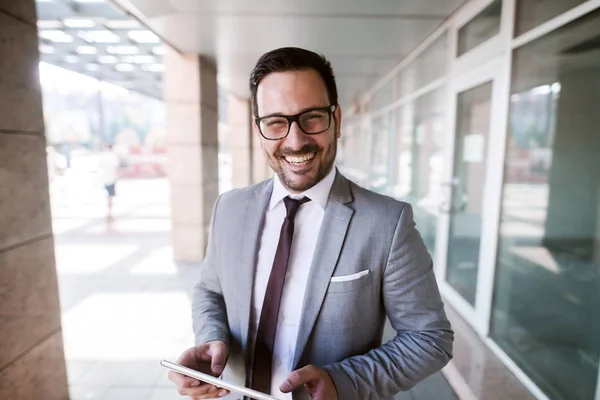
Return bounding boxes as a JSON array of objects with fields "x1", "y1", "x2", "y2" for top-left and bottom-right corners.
[{"x1": 192, "y1": 171, "x2": 453, "y2": 400}]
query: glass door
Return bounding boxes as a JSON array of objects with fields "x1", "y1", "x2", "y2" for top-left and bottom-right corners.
[
  {"x1": 445, "y1": 81, "x2": 493, "y2": 306},
  {"x1": 436, "y1": 62, "x2": 508, "y2": 334}
]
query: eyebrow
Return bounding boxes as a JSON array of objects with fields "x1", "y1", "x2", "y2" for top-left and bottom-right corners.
[{"x1": 258, "y1": 105, "x2": 329, "y2": 119}]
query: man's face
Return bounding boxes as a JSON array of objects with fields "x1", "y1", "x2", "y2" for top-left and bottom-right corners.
[{"x1": 254, "y1": 69, "x2": 342, "y2": 193}]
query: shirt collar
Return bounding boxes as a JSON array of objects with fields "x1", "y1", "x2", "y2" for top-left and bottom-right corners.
[{"x1": 269, "y1": 166, "x2": 337, "y2": 211}]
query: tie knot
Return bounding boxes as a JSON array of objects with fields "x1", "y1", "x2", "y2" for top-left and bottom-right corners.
[{"x1": 283, "y1": 196, "x2": 310, "y2": 220}]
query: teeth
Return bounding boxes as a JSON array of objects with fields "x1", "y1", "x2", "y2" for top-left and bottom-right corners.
[{"x1": 285, "y1": 153, "x2": 315, "y2": 164}]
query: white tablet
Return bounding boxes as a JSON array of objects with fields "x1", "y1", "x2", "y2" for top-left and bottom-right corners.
[{"x1": 160, "y1": 359, "x2": 280, "y2": 400}]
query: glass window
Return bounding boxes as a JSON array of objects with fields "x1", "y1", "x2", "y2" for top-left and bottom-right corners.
[
  {"x1": 371, "y1": 81, "x2": 393, "y2": 112},
  {"x1": 395, "y1": 33, "x2": 448, "y2": 100},
  {"x1": 340, "y1": 120, "x2": 369, "y2": 185},
  {"x1": 391, "y1": 88, "x2": 446, "y2": 253},
  {"x1": 515, "y1": 0, "x2": 587, "y2": 37},
  {"x1": 491, "y1": 9, "x2": 600, "y2": 400},
  {"x1": 369, "y1": 112, "x2": 393, "y2": 193},
  {"x1": 457, "y1": 0, "x2": 502, "y2": 56}
]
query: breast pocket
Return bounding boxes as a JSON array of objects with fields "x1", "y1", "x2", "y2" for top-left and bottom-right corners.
[{"x1": 327, "y1": 270, "x2": 373, "y2": 294}]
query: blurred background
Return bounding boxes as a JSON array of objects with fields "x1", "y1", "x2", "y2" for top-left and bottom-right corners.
[{"x1": 0, "y1": 0, "x2": 598, "y2": 400}]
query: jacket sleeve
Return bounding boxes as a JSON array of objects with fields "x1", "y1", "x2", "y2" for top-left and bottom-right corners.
[
  {"x1": 323, "y1": 203, "x2": 454, "y2": 399},
  {"x1": 192, "y1": 195, "x2": 230, "y2": 346}
]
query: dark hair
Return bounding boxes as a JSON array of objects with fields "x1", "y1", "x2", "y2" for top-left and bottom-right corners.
[{"x1": 250, "y1": 47, "x2": 338, "y2": 117}]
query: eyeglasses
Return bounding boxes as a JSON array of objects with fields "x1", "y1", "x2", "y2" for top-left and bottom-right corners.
[{"x1": 255, "y1": 105, "x2": 337, "y2": 140}]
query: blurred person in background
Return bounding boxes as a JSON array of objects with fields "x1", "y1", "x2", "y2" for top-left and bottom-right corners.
[{"x1": 97, "y1": 144, "x2": 120, "y2": 220}]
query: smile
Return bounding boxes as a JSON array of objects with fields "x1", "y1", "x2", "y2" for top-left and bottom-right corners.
[{"x1": 283, "y1": 152, "x2": 316, "y2": 165}]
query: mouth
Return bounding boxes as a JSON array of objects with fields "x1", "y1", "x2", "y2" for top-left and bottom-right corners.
[{"x1": 282, "y1": 152, "x2": 317, "y2": 166}]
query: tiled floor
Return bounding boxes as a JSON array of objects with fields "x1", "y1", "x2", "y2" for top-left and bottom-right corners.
[
  {"x1": 445, "y1": 306, "x2": 535, "y2": 400},
  {"x1": 395, "y1": 373, "x2": 458, "y2": 400},
  {"x1": 51, "y1": 176, "x2": 458, "y2": 400}
]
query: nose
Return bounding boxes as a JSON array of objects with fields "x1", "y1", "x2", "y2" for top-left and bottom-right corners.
[{"x1": 284, "y1": 121, "x2": 309, "y2": 149}]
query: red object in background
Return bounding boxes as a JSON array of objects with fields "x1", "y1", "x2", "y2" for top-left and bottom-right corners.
[{"x1": 120, "y1": 145, "x2": 168, "y2": 178}]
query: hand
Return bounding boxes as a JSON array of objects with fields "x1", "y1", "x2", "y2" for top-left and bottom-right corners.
[
  {"x1": 279, "y1": 365, "x2": 338, "y2": 400},
  {"x1": 168, "y1": 341, "x2": 231, "y2": 399}
]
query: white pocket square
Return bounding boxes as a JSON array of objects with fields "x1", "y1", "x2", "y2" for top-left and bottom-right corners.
[{"x1": 330, "y1": 270, "x2": 370, "y2": 282}]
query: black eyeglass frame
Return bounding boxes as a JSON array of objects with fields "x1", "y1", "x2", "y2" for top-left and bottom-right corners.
[{"x1": 254, "y1": 105, "x2": 337, "y2": 140}]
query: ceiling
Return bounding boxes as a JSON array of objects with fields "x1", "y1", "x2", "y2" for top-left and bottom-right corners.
[
  {"x1": 36, "y1": 0, "x2": 164, "y2": 99},
  {"x1": 109, "y1": 0, "x2": 466, "y2": 107}
]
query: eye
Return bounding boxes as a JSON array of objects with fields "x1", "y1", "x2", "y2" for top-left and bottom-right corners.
[
  {"x1": 304, "y1": 112, "x2": 326, "y2": 121},
  {"x1": 263, "y1": 117, "x2": 287, "y2": 127}
]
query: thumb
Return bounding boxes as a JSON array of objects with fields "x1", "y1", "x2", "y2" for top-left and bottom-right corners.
[
  {"x1": 280, "y1": 365, "x2": 316, "y2": 393},
  {"x1": 208, "y1": 343, "x2": 228, "y2": 375}
]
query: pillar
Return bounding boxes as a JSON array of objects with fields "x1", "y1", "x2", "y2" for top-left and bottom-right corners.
[
  {"x1": 165, "y1": 48, "x2": 219, "y2": 262},
  {"x1": 0, "y1": 2, "x2": 69, "y2": 399},
  {"x1": 227, "y1": 95, "x2": 252, "y2": 188}
]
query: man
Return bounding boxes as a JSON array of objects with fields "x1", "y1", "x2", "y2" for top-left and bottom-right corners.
[
  {"x1": 169, "y1": 47, "x2": 453, "y2": 400},
  {"x1": 97, "y1": 144, "x2": 120, "y2": 220}
]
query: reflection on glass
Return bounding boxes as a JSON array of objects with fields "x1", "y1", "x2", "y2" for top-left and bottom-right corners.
[
  {"x1": 369, "y1": 112, "x2": 393, "y2": 193},
  {"x1": 491, "y1": 9, "x2": 600, "y2": 400},
  {"x1": 395, "y1": 33, "x2": 448, "y2": 100},
  {"x1": 457, "y1": 0, "x2": 502, "y2": 56},
  {"x1": 514, "y1": 0, "x2": 586, "y2": 37},
  {"x1": 446, "y1": 82, "x2": 493, "y2": 306},
  {"x1": 392, "y1": 89, "x2": 445, "y2": 253}
]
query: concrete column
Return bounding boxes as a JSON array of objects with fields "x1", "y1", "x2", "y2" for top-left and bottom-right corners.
[
  {"x1": 165, "y1": 48, "x2": 219, "y2": 262},
  {"x1": 227, "y1": 95, "x2": 252, "y2": 188},
  {"x1": 0, "y1": 2, "x2": 69, "y2": 399},
  {"x1": 543, "y1": 71, "x2": 600, "y2": 248}
]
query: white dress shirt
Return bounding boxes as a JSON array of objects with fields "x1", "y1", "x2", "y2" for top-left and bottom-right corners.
[{"x1": 249, "y1": 167, "x2": 336, "y2": 399}]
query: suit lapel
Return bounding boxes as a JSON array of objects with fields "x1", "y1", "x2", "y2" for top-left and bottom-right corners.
[
  {"x1": 292, "y1": 172, "x2": 354, "y2": 368},
  {"x1": 237, "y1": 180, "x2": 272, "y2": 353}
]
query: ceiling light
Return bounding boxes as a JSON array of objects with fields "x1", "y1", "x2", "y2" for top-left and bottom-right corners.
[
  {"x1": 39, "y1": 30, "x2": 73, "y2": 43},
  {"x1": 39, "y1": 45, "x2": 55, "y2": 54},
  {"x1": 122, "y1": 55, "x2": 155, "y2": 64},
  {"x1": 86, "y1": 64, "x2": 100, "y2": 72},
  {"x1": 98, "y1": 55, "x2": 118, "y2": 64},
  {"x1": 115, "y1": 63, "x2": 135, "y2": 72},
  {"x1": 152, "y1": 47, "x2": 165, "y2": 55},
  {"x1": 63, "y1": 19, "x2": 96, "y2": 28},
  {"x1": 141, "y1": 64, "x2": 165, "y2": 72},
  {"x1": 77, "y1": 46, "x2": 98, "y2": 55},
  {"x1": 73, "y1": 0, "x2": 105, "y2": 3},
  {"x1": 37, "y1": 20, "x2": 63, "y2": 29},
  {"x1": 107, "y1": 46, "x2": 139, "y2": 55},
  {"x1": 104, "y1": 20, "x2": 140, "y2": 29},
  {"x1": 128, "y1": 30, "x2": 160, "y2": 44},
  {"x1": 65, "y1": 56, "x2": 80, "y2": 63},
  {"x1": 78, "y1": 30, "x2": 120, "y2": 44}
]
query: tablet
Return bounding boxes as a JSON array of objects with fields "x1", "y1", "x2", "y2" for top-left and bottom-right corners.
[{"x1": 160, "y1": 359, "x2": 280, "y2": 400}]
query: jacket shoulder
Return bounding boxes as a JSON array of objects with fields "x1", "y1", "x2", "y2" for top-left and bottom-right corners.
[
  {"x1": 346, "y1": 179, "x2": 408, "y2": 216},
  {"x1": 215, "y1": 179, "x2": 271, "y2": 211}
]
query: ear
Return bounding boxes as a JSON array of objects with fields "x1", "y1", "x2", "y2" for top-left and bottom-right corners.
[
  {"x1": 334, "y1": 105, "x2": 343, "y2": 139},
  {"x1": 252, "y1": 118, "x2": 261, "y2": 137}
]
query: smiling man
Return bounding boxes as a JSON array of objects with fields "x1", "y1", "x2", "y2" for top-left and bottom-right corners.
[{"x1": 169, "y1": 47, "x2": 454, "y2": 400}]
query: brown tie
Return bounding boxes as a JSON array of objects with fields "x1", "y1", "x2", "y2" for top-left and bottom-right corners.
[{"x1": 250, "y1": 196, "x2": 311, "y2": 394}]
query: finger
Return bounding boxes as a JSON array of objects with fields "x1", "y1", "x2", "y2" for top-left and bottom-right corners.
[
  {"x1": 196, "y1": 388, "x2": 231, "y2": 399},
  {"x1": 168, "y1": 371, "x2": 201, "y2": 388},
  {"x1": 280, "y1": 365, "x2": 318, "y2": 393},
  {"x1": 176, "y1": 382, "x2": 219, "y2": 397},
  {"x1": 208, "y1": 344, "x2": 228, "y2": 375}
]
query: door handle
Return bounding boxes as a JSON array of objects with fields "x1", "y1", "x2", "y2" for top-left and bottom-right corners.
[{"x1": 439, "y1": 177, "x2": 465, "y2": 214}]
